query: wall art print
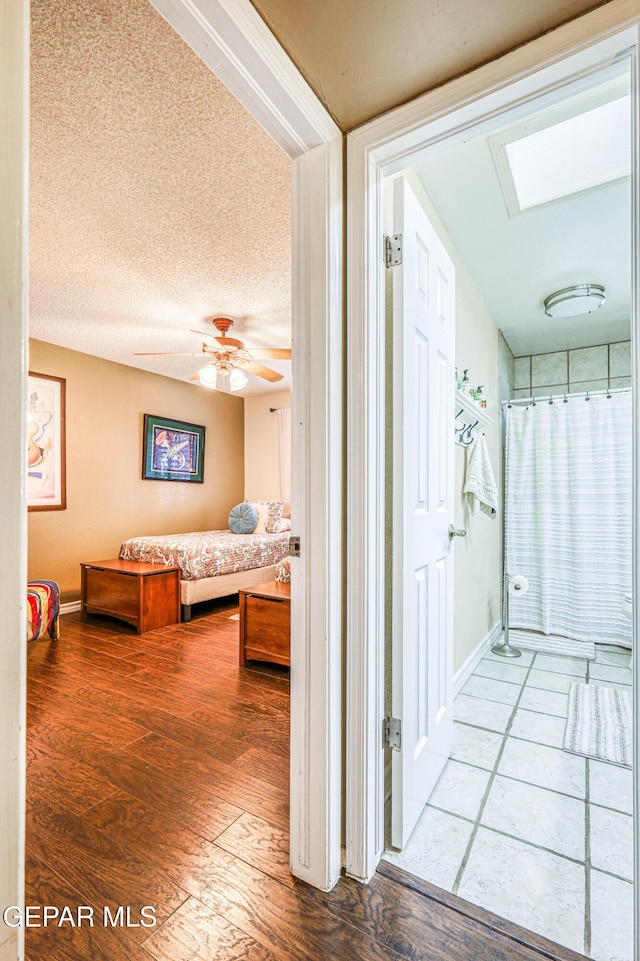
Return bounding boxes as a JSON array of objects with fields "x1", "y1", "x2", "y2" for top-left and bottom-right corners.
[
  {"x1": 142, "y1": 414, "x2": 205, "y2": 483},
  {"x1": 27, "y1": 372, "x2": 67, "y2": 511}
]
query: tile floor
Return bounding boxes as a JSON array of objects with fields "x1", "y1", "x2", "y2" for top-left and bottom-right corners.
[{"x1": 383, "y1": 644, "x2": 633, "y2": 961}]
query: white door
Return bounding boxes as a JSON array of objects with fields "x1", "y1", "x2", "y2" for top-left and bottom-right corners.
[{"x1": 391, "y1": 177, "x2": 455, "y2": 849}]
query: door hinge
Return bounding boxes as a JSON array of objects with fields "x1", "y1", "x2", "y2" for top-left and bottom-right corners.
[
  {"x1": 289, "y1": 535, "x2": 301, "y2": 558},
  {"x1": 383, "y1": 716, "x2": 402, "y2": 750},
  {"x1": 385, "y1": 234, "x2": 402, "y2": 268}
]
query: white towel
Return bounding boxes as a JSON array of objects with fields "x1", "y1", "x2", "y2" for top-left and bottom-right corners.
[{"x1": 463, "y1": 434, "x2": 498, "y2": 517}]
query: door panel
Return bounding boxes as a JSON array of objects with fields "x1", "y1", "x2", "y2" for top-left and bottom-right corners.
[{"x1": 391, "y1": 177, "x2": 455, "y2": 850}]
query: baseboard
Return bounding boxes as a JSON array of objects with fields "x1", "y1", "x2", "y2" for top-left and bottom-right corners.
[
  {"x1": 60, "y1": 600, "x2": 81, "y2": 615},
  {"x1": 454, "y1": 621, "x2": 502, "y2": 697}
]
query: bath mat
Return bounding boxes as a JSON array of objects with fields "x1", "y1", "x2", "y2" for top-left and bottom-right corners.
[
  {"x1": 507, "y1": 630, "x2": 595, "y2": 660},
  {"x1": 563, "y1": 682, "x2": 632, "y2": 768}
]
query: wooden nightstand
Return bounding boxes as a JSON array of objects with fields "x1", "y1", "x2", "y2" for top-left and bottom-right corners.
[
  {"x1": 238, "y1": 579, "x2": 290, "y2": 667},
  {"x1": 81, "y1": 559, "x2": 180, "y2": 634}
]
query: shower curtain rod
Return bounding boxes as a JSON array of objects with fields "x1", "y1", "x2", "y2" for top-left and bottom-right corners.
[{"x1": 501, "y1": 386, "x2": 631, "y2": 407}]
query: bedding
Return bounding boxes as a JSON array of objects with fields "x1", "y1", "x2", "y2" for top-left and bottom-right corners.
[
  {"x1": 250, "y1": 499, "x2": 285, "y2": 533},
  {"x1": 119, "y1": 529, "x2": 289, "y2": 581}
]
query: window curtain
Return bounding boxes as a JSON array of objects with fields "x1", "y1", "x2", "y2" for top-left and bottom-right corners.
[
  {"x1": 505, "y1": 391, "x2": 632, "y2": 646},
  {"x1": 275, "y1": 407, "x2": 291, "y2": 503}
]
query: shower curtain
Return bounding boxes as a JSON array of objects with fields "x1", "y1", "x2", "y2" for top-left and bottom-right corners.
[{"x1": 505, "y1": 391, "x2": 632, "y2": 646}]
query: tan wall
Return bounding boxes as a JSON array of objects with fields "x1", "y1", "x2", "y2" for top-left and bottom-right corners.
[
  {"x1": 249, "y1": 0, "x2": 606, "y2": 130},
  {"x1": 28, "y1": 340, "x2": 244, "y2": 601},
  {"x1": 407, "y1": 171, "x2": 502, "y2": 674},
  {"x1": 244, "y1": 389, "x2": 291, "y2": 500}
]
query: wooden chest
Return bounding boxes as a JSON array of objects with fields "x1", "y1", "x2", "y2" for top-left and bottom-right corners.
[
  {"x1": 238, "y1": 580, "x2": 290, "y2": 667},
  {"x1": 81, "y1": 558, "x2": 180, "y2": 634}
]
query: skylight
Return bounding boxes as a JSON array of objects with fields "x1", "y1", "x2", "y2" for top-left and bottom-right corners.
[{"x1": 500, "y1": 95, "x2": 630, "y2": 212}]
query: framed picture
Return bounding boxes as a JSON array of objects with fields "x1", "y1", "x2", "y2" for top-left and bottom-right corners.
[
  {"x1": 27, "y1": 372, "x2": 67, "y2": 511},
  {"x1": 142, "y1": 414, "x2": 205, "y2": 482}
]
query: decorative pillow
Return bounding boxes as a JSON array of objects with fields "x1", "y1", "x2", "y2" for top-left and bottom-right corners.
[
  {"x1": 250, "y1": 499, "x2": 285, "y2": 534},
  {"x1": 278, "y1": 516, "x2": 292, "y2": 532},
  {"x1": 228, "y1": 501, "x2": 258, "y2": 534},
  {"x1": 275, "y1": 557, "x2": 291, "y2": 583}
]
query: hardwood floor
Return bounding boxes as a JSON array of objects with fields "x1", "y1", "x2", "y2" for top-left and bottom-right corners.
[{"x1": 26, "y1": 603, "x2": 584, "y2": 961}]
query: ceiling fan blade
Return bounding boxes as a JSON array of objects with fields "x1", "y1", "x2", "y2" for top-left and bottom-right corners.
[
  {"x1": 134, "y1": 351, "x2": 203, "y2": 356},
  {"x1": 235, "y1": 359, "x2": 283, "y2": 382},
  {"x1": 249, "y1": 348, "x2": 291, "y2": 360},
  {"x1": 215, "y1": 335, "x2": 245, "y2": 350},
  {"x1": 189, "y1": 330, "x2": 245, "y2": 350},
  {"x1": 189, "y1": 329, "x2": 216, "y2": 340}
]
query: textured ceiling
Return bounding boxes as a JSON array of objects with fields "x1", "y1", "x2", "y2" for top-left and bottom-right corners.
[
  {"x1": 249, "y1": 0, "x2": 610, "y2": 131},
  {"x1": 29, "y1": 0, "x2": 617, "y2": 394},
  {"x1": 30, "y1": 0, "x2": 292, "y2": 396}
]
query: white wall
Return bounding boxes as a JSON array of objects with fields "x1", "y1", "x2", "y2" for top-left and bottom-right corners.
[
  {"x1": 408, "y1": 171, "x2": 502, "y2": 672},
  {"x1": 452, "y1": 268, "x2": 502, "y2": 670},
  {"x1": 0, "y1": 2, "x2": 27, "y2": 958},
  {"x1": 244, "y1": 389, "x2": 291, "y2": 500}
]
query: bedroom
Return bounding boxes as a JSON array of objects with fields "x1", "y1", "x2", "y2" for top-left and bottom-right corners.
[
  {"x1": 27, "y1": 0, "x2": 293, "y2": 608},
  {"x1": 24, "y1": 1, "x2": 298, "y2": 951}
]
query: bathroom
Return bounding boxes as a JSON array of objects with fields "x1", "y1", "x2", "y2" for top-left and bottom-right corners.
[{"x1": 382, "y1": 62, "x2": 633, "y2": 961}]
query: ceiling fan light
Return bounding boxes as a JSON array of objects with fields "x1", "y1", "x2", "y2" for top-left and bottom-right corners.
[
  {"x1": 543, "y1": 283, "x2": 606, "y2": 318},
  {"x1": 215, "y1": 368, "x2": 231, "y2": 391},
  {"x1": 229, "y1": 368, "x2": 249, "y2": 392},
  {"x1": 197, "y1": 363, "x2": 218, "y2": 388}
]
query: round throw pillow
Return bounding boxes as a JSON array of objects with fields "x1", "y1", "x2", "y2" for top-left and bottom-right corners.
[{"x1": 228, "y1": 502, "x2": 258, "y2": 535}]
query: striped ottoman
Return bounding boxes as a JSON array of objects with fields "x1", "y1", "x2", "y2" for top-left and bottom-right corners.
[{"x1": 27, "y1": 580, "x2": 60, "y2": 641}]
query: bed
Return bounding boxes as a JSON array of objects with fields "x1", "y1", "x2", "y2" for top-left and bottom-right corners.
[{"x1": 119, "y1": 529, "x2": 290, "y2": 621}]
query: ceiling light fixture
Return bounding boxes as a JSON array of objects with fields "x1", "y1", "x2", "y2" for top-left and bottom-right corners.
[
  {"x1": 197, "y1": 362, "x2": 218, "y2": 388},
  {"x1": 229, "y1": 368, "x2": 249, "y2": 392},
  {"x1": 197, "y1": 361, "x2": 249, "y2": 392},
  {"x1": 543, "y1": 283, "x2": 606, "y2": 318}
]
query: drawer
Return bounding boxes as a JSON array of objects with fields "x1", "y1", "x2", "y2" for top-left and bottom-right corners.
[
  {"x1": 84, "y1": 567, "x2": 139, "y2": 616},
  {"x1": 243, "y1": 594, "x2": 290, "y2": 662}
]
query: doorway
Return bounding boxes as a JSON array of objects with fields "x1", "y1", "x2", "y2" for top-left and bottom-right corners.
[
  {"x1": 345, "y1": 11, "x2": 639, "y2": 961},
  {"x1": 1, "y1": 0, "x2": 343, "y2": 932}
]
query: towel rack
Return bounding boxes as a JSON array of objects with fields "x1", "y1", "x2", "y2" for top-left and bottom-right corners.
[{"x1": 455, "y1": 388, "x2": 492, "y2": 446}]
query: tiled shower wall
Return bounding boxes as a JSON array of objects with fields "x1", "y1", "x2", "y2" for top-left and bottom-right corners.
[
  {"x1": 513, "y1": 341, "x2": 631, "y2": 398},
  {"x1": 499, "y1": 332, "x2": 515, "y2": 402}
]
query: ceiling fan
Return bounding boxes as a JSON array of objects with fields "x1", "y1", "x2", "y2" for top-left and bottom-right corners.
[{"x1": 134, "y1": 317, "x2": 291, "y2": 392}]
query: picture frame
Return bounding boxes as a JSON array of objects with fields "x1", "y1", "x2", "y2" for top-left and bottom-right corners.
[
  {"x1": 142, "y1": 414, "x2": 205, "y2": 483},
  {"x1": 27, "y1": 372, "x2": 67, "y2": 511}
]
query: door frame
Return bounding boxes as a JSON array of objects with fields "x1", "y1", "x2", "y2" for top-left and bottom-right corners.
[
  {"x1": 137, "y1": 0, "x2": 345, "y2": 894},
  {"x1": 345, "y1": 4, "x2": 640, "y2": 939},
  {"x1": 1, "y1": 4, "x2": 29, "y2": 960},
  {"x1": 0, "y1": 3, "x2": 344, "y2": 932}
]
